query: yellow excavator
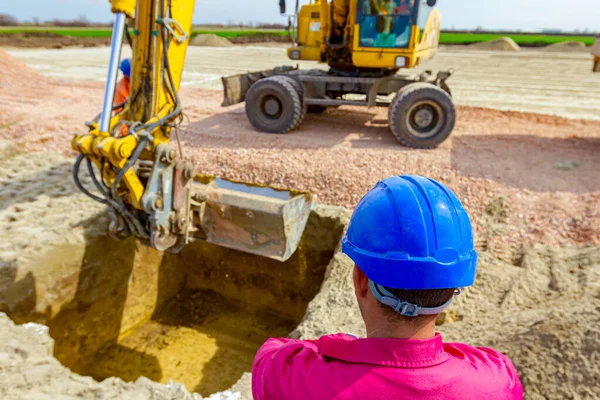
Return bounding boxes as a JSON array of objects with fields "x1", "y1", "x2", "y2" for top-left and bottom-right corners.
[
  {"x1": 72, "y1": 0, "x2": 314, "y2": 259},
  {"x1": 222, "y1": 0, "x2": 454, "y2": 148}
]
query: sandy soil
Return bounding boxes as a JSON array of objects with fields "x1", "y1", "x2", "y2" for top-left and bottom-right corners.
[
  {"x1": 0, "y1": 147, "x2": 598, "y2": 400},
  {"x1": 5, "y1": 44, "x2": 600, "y2": 120},
  {"x1": 0, "y1": 312, "x2": 244, "y2": 399},
  {"x1": 0, "y1": 49, "x2": 599, "y2": 400},
  {"x1": 1, "y1": 50, "x2": 598, "y2": 255}
]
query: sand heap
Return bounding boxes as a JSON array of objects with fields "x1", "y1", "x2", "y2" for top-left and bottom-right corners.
[
  {"x1": 0, "y1": 50, "x2": 48, "y2": 89},
  {"x1": 470, "y1": 37, "x2": 520, "y2": 51},
  {"x1": 543, "y1": 41, "x2": 587, "y2": 52},
  {"x1": 190, "y1": 34, "x2": 234, "y2": 47},
  {"x1": 1, "y1": 142, "x2": 599, "y2": 400}
]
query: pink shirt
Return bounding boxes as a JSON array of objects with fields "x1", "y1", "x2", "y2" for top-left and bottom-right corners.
[{"x1": 252, "y1": 333, "x2": 523, "y2": 400}]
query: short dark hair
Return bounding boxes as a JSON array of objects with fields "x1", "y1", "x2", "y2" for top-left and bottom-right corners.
[{"x1": 378, "y1": 286, "x2": 456, "y2": 320}]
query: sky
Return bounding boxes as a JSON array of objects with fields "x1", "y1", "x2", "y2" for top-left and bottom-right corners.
[{"x1": 3, "y1": 0, "x2": 600, "y2": 32}]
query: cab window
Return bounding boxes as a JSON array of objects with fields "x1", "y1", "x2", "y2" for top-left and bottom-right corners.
[{"x1": 358, "y1": 0, "x2": 415, "y2": 49}]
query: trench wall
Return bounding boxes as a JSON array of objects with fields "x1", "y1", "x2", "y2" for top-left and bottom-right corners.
[{"x1": 1, "y1": 186, "x2": 348, "y2": 378}]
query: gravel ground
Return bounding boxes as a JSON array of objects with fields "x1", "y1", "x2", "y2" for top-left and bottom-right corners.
[
  {"x1": 1, "y1": 50, "x2": 598, "y2": 258},
  {"x1": 5, "y1": 44, "x2": 600, "y2": 120}
]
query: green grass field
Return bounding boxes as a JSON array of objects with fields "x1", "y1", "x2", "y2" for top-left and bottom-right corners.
[
  {"x1": 0, "y1": 26, "x2": 287, "y2": 39},
  {"x1": 439, "y1": 32, "x2": 595, "y2": 46},
  {"x1": 0, "y1": 26, "x2": 594, "y2": 46}
]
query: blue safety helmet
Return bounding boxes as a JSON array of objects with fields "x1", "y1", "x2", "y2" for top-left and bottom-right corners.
[
  {"x1": 342, "y1": 175, "x2": 477, "y2": 291},
  {"x1": 120, "y1": 58, "x2": 131, "y2": 78}
]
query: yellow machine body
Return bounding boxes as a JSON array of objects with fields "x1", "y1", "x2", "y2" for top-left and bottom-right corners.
[{"x1": 288, "y1": 0, "x2": 442, "y2": 70}]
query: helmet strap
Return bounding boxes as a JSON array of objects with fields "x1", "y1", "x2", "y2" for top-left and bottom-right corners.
[{"x1": 369, "y1": 280, "x2": 460, "y2": 317}]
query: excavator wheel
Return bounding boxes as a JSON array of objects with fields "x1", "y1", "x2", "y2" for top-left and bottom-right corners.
[
  {"x1": 245, "y1": 76, "x2": 305, "y2": 134},
  {"x1": 284, "y1": 76, "x2": 308, "y2": 127},
  {"x1": 388, "y1": 82, "x2": 456, "y2": 149}
]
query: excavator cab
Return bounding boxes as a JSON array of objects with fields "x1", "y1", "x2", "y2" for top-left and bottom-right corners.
[{"x1": 286, "y1": 0, "x2": 441, "y2": 70}]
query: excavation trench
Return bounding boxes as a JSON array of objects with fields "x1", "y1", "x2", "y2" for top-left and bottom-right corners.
[{"x1": 2, "y1": 206, "x2": 346, "y2": 396}]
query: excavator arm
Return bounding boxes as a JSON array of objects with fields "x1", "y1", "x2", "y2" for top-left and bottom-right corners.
[{"x1": 71, "y1": 0, "x2": 314, "y2": 260}]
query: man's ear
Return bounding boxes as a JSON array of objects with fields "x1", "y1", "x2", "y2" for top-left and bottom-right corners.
[{"x1": 353, "y1": 265, "x2": 370, "y2": 301}]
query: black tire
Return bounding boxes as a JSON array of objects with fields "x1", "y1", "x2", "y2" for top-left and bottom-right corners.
[
  {"x1": 245, "y1": 76, "x2": 304, "y2": 134},
  {"x1": 283, "y1": 76, "x2": 307, "y2": 128},
  {"x1": 388, "y1": 82, "x2": 456, "y2": 149},
  {"x1": 307, "y1": 105, "x2": 327, "y2": 114}
]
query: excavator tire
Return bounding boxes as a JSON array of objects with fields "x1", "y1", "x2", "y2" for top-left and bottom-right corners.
[
  {"x1": 388, "y1": 82, "x2": 455, "y2": 149},
  {"x1": 284, "y1": 76, "x2": 308, "y2": 128},
  {"x1": 245, "y1": 76, "x2": 305, "y2": 134}
]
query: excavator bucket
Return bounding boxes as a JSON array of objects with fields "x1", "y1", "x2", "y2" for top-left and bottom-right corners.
[
  {"x1": 191, "y1": 178, "x2": 315, "y2": 261},
  {"x1": 221, "y1": 66, "x2": 297, "y2": 107}
]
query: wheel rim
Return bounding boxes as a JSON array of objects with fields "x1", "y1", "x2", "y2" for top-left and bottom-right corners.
[
  {"x1": 405, "y1": 100, "x2": 444, "y2": 139},
  {"x1": 262, "y1": 95, "x2": 283, "y2": 119}
]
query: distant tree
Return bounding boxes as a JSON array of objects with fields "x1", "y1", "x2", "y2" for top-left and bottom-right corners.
[
  {"x1": 32, "y1": 16, "x2": 40, "y2": 25},
  {"x1": 0, "y1": 13, "x2": 18, "y2": 26},
  {"x1": 475, "y1": 25, "x2": 483, "y2": 32}
]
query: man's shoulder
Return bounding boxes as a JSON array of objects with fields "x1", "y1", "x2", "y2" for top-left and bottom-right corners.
[
  {"x1": 444, "y1": 342, "x2": 515, "y2": 365},
  {"x1": 443, "y1": 342, "x2": 521, "y2": 388}
]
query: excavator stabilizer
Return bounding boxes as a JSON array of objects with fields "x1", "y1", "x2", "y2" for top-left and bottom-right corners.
[{"x1": 221, "y1": 66, "x2": 297, "y2": 106}]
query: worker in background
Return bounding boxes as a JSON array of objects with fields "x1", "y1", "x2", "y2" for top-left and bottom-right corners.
[
  {"x1": 394, "y1": 0, "x2": 415, "y2": 15},
  {"x1": 113, "y1": 58, "x2": 131, "y2": 110},
  {"x1": 592, "y1": 34, "x2": 600, "y2": 72},
  {"x1": 252, "y1": 175, "x2": 523, "y2": 400}
]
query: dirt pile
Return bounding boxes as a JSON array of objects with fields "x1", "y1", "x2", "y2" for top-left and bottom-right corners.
[
  {"x1": 0, "y1": 50, "x2": 48, "y2": 89},
  {"x1": 543, "y1": 41, "x2": 587, "y2": 52},
  {"x1": 190, "y1": 34, "x2": 234, "y2": 47},
  {"x1": 0, "y1": 144, "x2": 599, "y2": 399},
  {"x1": 470, "y1": 37, "x2": 520, "y2": 51},
  {"x1": 230, "y1": 34, "x2": 290, "y2": 45},
  {"x1": 292, "y1": 237, "x2": 600, "y2": 400}
]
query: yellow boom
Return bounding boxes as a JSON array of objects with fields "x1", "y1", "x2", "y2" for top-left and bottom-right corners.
[{"x1": 71, "y1": 0, "x2": 314, "y2": 259}]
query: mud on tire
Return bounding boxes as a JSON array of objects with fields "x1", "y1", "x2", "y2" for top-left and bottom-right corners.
[
  {"x1": 388, "y1": 82, "x2": 456, "y2": 149},
  {"x1": 245, "y1": 76, "x2": 305, "y2": 134}
]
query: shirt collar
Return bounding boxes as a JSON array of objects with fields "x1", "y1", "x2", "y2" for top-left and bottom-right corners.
[{"x1": 318, "y1": 333, "x2": 449, "y2": 368}]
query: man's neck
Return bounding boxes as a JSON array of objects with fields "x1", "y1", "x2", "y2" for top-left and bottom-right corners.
[{"x1": 365, "y1": 317, "x2": 437, "y2": 340}]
